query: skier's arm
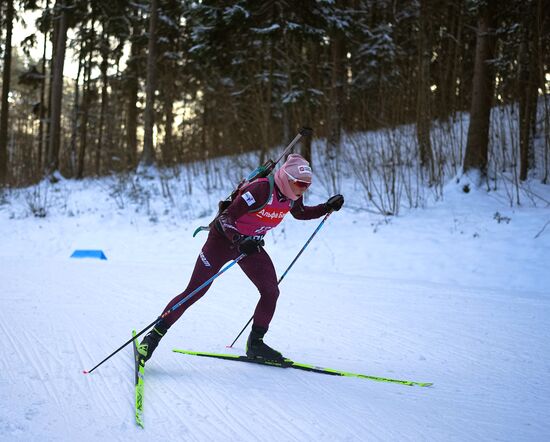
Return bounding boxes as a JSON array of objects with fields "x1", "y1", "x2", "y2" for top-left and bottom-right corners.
[
  {"x1": 216, "y1": 181, "x2": 271, "y2": 241},
  {"x1": 290, "y1": 196, "x2": 329, "y2": 220}
]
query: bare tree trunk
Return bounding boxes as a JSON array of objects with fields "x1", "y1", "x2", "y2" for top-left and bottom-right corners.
[
  {"x1": 449, "y1": 8, "x2": 463, "y2": 118},
  {"x1": 302, "y1": 41, "x2": 318, "y2": 164},
  {"x1": 416, "y1": 0, "x2": 434, "y2": 182},
  {"x1": 537, "y1": 0, "x2": 549, "y2": 184},
  {"x1": 161, "y1": 71, "x2": 174, "y2": 166},
  {"x1": 519, "y1": 1, "x2": 539, "y2": 181},
  {"x1": 69, "y1": 45, "x2": 84, "y2": 177},
  {"x1": 77, "y1": 30, "x2": 94, "y2": 179},
  {"x1": 126, "y1": 78, "x2": 139, "y2": 169},
  {"x1": 45, "y1": 14, "x2": 58, "y2": 174},
  {"x1": 0, "y1": 0, "x2": 14, "y2": 184},
  {"x1": 436, "y1": 3, "x2": 452, "y2": 119},
  {"x1": 259, "y1": 37, "x2": 273, "y2": 164},
  {"x1": 96, "y1": 42, "x2": 109, "y2": 175},
  {"x1": 282, "y1": 105, "x2": 290, "y2": 146},
  {"x1": 47, "y1": 1, "x2": 69, "y2": 176},
  {"x1": 326, "y1": 22, "x2": 345, "y2": 192},
  {"x1": 463, "y1": 0, "x2": 497, "y2": 177},
  {"x1": 201, "y1": 101, "x2": 208, "y2": 162},
  {"x1": 38, "y1": 0, "x2": 50, "y2": 177},
  {"x1": 141, "y1": 0, "x2": 158, "y2": 168},
  {"x1": 126, "y1": 18, "x2": 140, "y2": 170},
  {"x1": 327, "y1": 30, "x2": 344, "y2": 156}
]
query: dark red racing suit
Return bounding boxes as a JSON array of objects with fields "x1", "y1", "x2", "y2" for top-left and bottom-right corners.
[{"x1": 161, "y1": 179, "x2": 328, "y2": 330}]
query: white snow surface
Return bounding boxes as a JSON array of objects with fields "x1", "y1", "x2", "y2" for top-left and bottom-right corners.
[{"x1": 1, "y1": 173, "x2": 549, "y2": 441}]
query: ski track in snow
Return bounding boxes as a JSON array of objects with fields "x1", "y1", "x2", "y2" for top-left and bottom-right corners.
[{"x1": 1, "y1": 191, "x2": 550, "y2": 441}]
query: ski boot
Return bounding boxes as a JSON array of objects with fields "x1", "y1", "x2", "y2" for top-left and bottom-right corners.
[
  {"x1": 246, "y1": 325, "x2": 284, "y2": 362},
  {"x1": 138, "y1": 321, "x2": 168, "y2": 363}
]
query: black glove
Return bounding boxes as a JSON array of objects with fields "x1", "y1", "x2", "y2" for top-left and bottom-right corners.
[
  {"x1": 237, "y1": 237, "x2": 265, "y2": 255},
  {"x1": 326, "y1": 194, "x2": 344, "y2": 212}
]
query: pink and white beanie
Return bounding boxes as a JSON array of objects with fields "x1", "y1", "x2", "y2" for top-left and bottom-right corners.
[{"x1": 274, "y1": 154, "x2": 313, "y2": 200}]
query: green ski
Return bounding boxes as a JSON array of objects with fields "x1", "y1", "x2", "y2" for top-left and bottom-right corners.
[
  {"x1": 132, "y1": 330, "x2": 145, "y2": 428},
  {"x1": 173, "y1": 349, "x2": 432, "y2": 387}
]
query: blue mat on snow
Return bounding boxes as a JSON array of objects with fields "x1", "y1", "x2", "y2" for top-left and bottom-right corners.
[{"x1": 70, "y1": 250, "x2": 107, "y2": 260}]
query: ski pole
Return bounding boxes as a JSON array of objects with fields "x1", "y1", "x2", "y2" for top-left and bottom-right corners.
[
  {"x1": 227, "y1": 211, "x2": 333, "y2": 348},
  {"x1": 246, "y1": 126, "x2": 312, "y2": 181},
  {"x1": 273, "y1": 127, "x2": 312, "y2": 167},
  {"x1": 83, "y1": 253, "x2": 247, "y2": 374}
]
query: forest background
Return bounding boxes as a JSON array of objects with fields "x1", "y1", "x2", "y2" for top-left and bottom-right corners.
[{"x1": 0, "y1": 0, "x2": 549, "y2": 211}]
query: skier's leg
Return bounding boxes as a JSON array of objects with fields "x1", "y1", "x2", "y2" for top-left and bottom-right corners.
[
  {"x1": 162, "y1": 231, "x2": 238, "y2": 327},
  {"x1": 139, "y1": 231, "x2": 236, "y2": 361},
  {"x1": 238, "y1": 247, "x2": 280, "y2": 329},
  {"x1": 239, "y1": 249, "x2": 283, "y2": 360}
]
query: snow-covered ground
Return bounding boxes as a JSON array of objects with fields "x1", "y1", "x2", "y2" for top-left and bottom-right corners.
[{"x1": 1, "y1": 170, "x2": 549, "y2": 441}]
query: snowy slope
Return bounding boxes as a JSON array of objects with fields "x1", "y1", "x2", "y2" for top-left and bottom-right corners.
[{"x1": 1, "y1": 175, "x2": 549, "y2": 442}]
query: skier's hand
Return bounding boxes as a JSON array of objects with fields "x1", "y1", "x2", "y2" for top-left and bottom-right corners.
[
  {"x1": 237, "y1": 236, "x2": 265, "y2": 255},
  {"x1": 326, "y1": 194, "x2": 344, "y2": 212}
]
